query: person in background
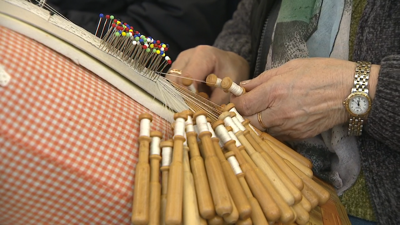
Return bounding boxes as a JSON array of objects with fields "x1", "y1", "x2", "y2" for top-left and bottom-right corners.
[
  {"x1": 46, "y1": 0, "x2": 240, "y2": 61},
  {"x1": 168, "y1": 0, "x2": 400, "y2": 224}
]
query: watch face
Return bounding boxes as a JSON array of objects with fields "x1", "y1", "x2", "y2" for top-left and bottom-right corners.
[{"x1": 349, "y1": 95, "x2": 370, "y2": 115}]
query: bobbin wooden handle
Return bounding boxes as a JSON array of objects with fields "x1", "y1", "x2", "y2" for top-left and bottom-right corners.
[
  {"x1": 238, "y1": 146, "x2": 293, "y2": 224},
  {"x1": 237, "y1": 174, "x2": 269, "y2": 225},
  {"x1": 224, "y1": 142, "x2": 281, "y2": 222},
  {"x1": 208, "y1": 215, "x2": 224, "y2": 225},
  {"x1": 165, "y1": 136, "x2": 185, "y2": 225},
  {"x1": 187, "y1": 132, "x2": 215, "y2": 219},
  {"x1": 260, "y1": 132, "x2": 312, "y2": 169},
  {"x1": 199, "y1": 132, "x2": 232, "y2": 217},
  {"x1": 149, "y1": 155, "x2": 161, "y2": 225},
  {"x1": 212, "y1": 138, "x2": 251, "y2": 220},
  {"x1": 292, "y1": 203, "x2": 310, "y2": 225},
  {"x1": 223, "y1": 194, "x2": 239, "y2": 224},
  {"x1": 183, "y1": 147, "x2": 202, "y2": 225},
  {"x1": 132, "y1": 136, "x2": 151, "y2": 225},
  {"x1": 243, "y1": 122, "x2": 304, "y2": 191},
  {"x1": 236, "y1": 132, "x2": 295, "y2": 206},
  {"x1": 160, "y1": 169, "x2": 168, "y2": 225},
  {"x1": 285, "y1": 159, "x2": 330, "y2": 205}
]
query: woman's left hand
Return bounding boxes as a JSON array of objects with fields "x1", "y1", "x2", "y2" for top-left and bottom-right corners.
[{"x1": 230, "y1": 58, "x2": 379, "y2": 141}]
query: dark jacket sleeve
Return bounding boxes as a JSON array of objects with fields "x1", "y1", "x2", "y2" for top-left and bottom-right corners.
[
  {"x1": 365, "y1": 55, "x2": 400, "y2": 151},
  {"x1": 353, "y1": 0, "x2": 400, "y2": 151},
  {"x1": 213, "y1": 0, "x2": 253, "y2": 63}
]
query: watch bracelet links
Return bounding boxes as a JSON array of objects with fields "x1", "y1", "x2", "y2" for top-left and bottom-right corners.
[{"x1": 348, "y1": 61, "x2": 371, "y2": 136}]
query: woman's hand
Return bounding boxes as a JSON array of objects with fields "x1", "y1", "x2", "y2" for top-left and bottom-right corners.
[
  {"x1": 166, "y1": 45, "x2": 249, "y2": 104},
  {"x1": 231, "y1": 58, "x2": 380, "y2": 141}
]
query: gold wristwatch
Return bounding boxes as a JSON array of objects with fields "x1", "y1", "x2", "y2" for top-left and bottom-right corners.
[{"x1": 343, "y1": 61, "x2": 372, "y2": 136}]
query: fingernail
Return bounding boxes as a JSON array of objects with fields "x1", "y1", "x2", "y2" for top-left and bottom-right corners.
[{"x1": 240, "y1": 80, "x2": 250, "y2": 86}]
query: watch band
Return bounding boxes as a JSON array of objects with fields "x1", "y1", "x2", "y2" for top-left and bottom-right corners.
[{"x1": 348, "y1": 61, "x2": 371, "y2": 136}]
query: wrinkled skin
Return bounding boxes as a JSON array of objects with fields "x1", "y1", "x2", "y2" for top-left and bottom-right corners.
[{"x1": 168, "y1": 46, "x2": 380, "y2": 141}]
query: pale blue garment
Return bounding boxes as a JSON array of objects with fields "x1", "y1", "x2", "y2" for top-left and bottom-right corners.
[{"x1": 307, "y1": 0, "x2": 344, "y2": 57}]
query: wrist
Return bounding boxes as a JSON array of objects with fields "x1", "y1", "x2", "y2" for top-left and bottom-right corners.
[{"x1": 368, "y1": 64, "x2": 380, "y2": 100}]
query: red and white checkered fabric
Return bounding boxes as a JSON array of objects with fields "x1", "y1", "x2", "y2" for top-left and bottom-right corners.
[{"x1": 0, "y1": 25, "x2": 173, "y2": 225}]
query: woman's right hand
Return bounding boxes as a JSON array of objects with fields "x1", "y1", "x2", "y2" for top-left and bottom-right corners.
[{"x1": 166, "y1": 45, "x2": 249, "y2": 104}]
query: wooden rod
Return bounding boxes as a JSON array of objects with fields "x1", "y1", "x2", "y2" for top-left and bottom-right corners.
[
  {"x1": 241, "y1": 119, "x2": 304, "y2": 193},
  {"x1": 184, "y1": 113, "x2": 215, "y2": 219},
  {"x1": 214, "y1": 120, "x2": 280, "y2": 223},
  {"x1": 230, "y1": 157, "x2": 269, "y2": 225},
  {"x1": 149, "y1": 131, "x2": 163, "y2": 225},
  {"x1": 260, "y1": 131, "x2": 312, "y2": 169},
  {"x1": 299, "y1": 194, "x2": 312, "y2": 213},
  {"x1": 211, "y1": 137, "x2": 251, "y2": 220},
  {"x1": 233, "y1": 128, "x2": 295, "y2": 206},
  {"x1": 222, "y1": 194, "x2": 239, "y2": 224},
  {"x1": 208, "y1": 215, "x2": 224, "y2": 225},
  {"x1": 160, "y1": 140, "x2": 173, "y2": 225},
  {"x1": 285, "y1": 159, "x2": 330, "y2": 206},
  {"x1": 165, "y1": 113, "x2": 187, "y2": 225},
  {"x1": 132, "y1": 113, "x2": 152, "y2": 225},
  {"x1": 292, "y1": 203, "x2": 310, "y2": 225},
  {"x1": 183, "y1": 145, "x2": 202, "y2": 225},
  {"x1": 193, "y1": 111, "x2": 232, "y2": 217},
  {"x1": 237, "y1": 145, "x2": 294, "y2": 224}
]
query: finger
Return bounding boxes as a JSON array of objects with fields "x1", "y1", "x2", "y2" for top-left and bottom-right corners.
[
  {"x1": 230, "y1": 82, "x2": 274, "y2": 116},
  {"x1": 240, "y1": 60, "x2": 297, "y2": 91}
]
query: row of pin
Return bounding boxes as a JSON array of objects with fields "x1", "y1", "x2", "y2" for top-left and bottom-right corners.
[{"x1": 94, "y1": 14, "x2": 172, "y2": 78}]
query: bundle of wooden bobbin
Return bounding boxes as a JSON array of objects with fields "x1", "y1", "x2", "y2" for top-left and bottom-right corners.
[{"x1": 131, "y1": 100, "x2": 333, "y2": 225}]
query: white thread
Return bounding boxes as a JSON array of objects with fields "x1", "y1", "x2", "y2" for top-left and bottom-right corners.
[
  {"x1": 188, "y1": 84, "x2": 197, "y2": 93},
  {"x1": 183, "y1": 132, "x2": 188, "y2": 146},
  {"x1": 232, "y1": 117, "x2": 246, "y2": 131},
  {"x1": 228, "y1": 131, "x2": 242, "y2": 147},
  {"x1": 139, "y1": 118, "x2": 151, "y2": 137},
  {"x1": 206, "y1": 122, "x2": 216, "y2": 138},
  {"x1": 249, "y1": 124, "x2": 259, "y2": 135},
  {"x1": 150, "y1": 136, "x2": 161, "y2": 155},
  {"x1": 227, "y1": 156, "x2": 242, "y2": 175},
  {"x1": 174, "y1": 118, "x2": 186, "y2": 137},
  {"x1": 185, "y1": 116, "x2": 195, "y2": 133},
  {"x1": 223, "y1": 117, "x2": 240, "y2": 133},
  {"x1": 193, "y1": 125, "x2": 200, "y2": 142},
  {"x1": 228, "y1": 83, "x2": 244, "y2": 96},
  {"x1": 215, "y1": 125, "x2": 232, "y2": 144},
  {"x1": 215, "y1": 78, "x2": 222, "y2": 87},
  {"x1": 161, "y1": 146, "x2": 172, "y2": 167},
  {"x1": 195, "y1": 115, "x2": 209, "y2": 133},
  {"x1": 229, "y1": 108, "x2": 244, "y2": 122}
]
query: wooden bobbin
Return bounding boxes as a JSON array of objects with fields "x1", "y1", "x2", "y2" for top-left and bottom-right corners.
[
  {"x1": 160, "y1": 139, "x2": 173, "y2": 225},
  {"x1": 165, "y1": 112, "x2": 187, "y2": 225},
  {"x1": 220, "y1": 112, "x2": 296, "y2": 207},
  {"x1": 285, "y1": 160, "x2": 330, "y2": 206},
  {"x1": 182, "y1": 144, "x2": 203, "y2": 225},
  {"x1": 221, "y1": 77, "x2": 246, "y2": 96},
  {"x1": 241, "y1": 118, "x2": 304, "y2": 193},
  {"x1": 183, "y1": 111, "x2": 215, "y2": 219},
  {"x1": 225, "y1": 126, "x2": 294, "y2": 224},
  {"x1": 132, "y1": 113, "x2": 153, "y2": 225},
  {"x1": 210, "y1": 130, "x2": 252, "y2": 220},
  {"x1": 225, "y1": 151, "x2": 269, "y2": 225},
  {"x1": 259, "y1": 132, "x2": 313, "y2": 169},
  {"x1": 182, "y1": 75, "x2": 197, "y2": 93},
  {"x1": 206, "y1": 73, "x2": 222, "y2": 88},
  {"x1": 193, "y1": 110, "x2": 232, "y2": 217},
  {"x1": 198, "y1": 92, "x2": 209, "y2": 100},
  {"x1": 149, "y1": 130, "x2": 163, "y2": 225},
  {"x1": 292, "y1": 203, "x2": 310, "y2": 225},
  {"x1": 208, "y1": 215, "x2": 224, "y2": 225},
  {"x1": 213, "y1": 120, "x2": 281, "y2": 223}
]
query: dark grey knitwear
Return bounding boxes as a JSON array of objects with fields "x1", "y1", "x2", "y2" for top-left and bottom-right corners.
[{"x1": 214, "y1": 0, "x2": 400, "y2": 224}]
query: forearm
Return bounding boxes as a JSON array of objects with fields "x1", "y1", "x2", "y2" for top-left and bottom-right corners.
[{"x1": 365, "y1": 55, "x2": 400, "y2": 151}]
